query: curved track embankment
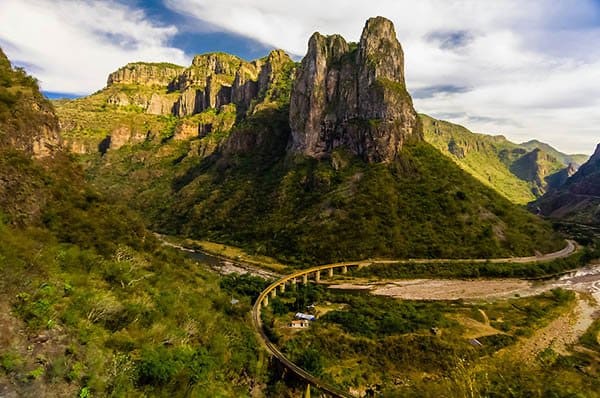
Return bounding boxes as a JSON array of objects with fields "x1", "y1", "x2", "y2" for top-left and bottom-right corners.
[{"x1": 251, "y1": 240, "x2": 578, "y2": 397}]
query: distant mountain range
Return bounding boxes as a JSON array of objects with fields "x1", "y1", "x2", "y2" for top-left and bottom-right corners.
[
  {"x1": 421, "y1": 115, "x2": 588, "y2": 204},
  {"x1": 533, "y1": 144, "x2": 600, "y2": 224}
]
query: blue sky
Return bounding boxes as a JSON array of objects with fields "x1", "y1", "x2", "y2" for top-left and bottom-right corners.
[
  {"x1": 134, "y1": 0, "x2": 275, "y2": 60},
  {"x1": 0, "y1": 0, "x2": 599, "y2": 154}
]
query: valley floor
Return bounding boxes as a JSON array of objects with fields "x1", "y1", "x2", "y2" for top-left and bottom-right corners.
[{"x1": 329, "y1": 262, "x2": 600, "y2": 301}]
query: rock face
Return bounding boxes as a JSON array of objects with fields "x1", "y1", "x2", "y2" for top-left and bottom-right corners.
[
  {"x1": 289, "y1": 16, "x2": 421, "y2": 162},
  {"x1": 105, "y1": 51, "x2": 295, "y2": 122},
  {"x1": 146, "y1": 93, "x2": 175, "y2": 115},
  {"x1": 107, "y1": 126, "x2": 147, "y2": 151},
  {"x1": 107, "y1": 63, "x2": 184, "y2": 87},
  {"x1": 545, "y1": 162, "x2": 577, "y2": 191},
  {"x1": 0, "y1": 48, "x2": 61, "y2": 158}
]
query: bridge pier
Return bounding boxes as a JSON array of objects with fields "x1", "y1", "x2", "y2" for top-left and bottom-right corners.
[
  {"x1": 271, "y1": 289, "x2": 277, "y2": 298},
  {"x1": 263, "y1": 296, "x2": 269, "y2": 307},
  {"x1": 280, "y1": 283, "x2": 286, "y2": 293},
  {"x1": 291, "y1": 278, "x2": 297, "y2": 289},
  {"x1": 315, "y1": 271, "x2": 321, "y2": 282},
  {"x1": 342, "y1": 266, "x2": 347, "y2": 274},
  {"x1": 328, "y1": 268, "x2": 334, "y2": 278},
  {"x1": 303, "y1": 274, "x2": 308, "y2": 285}
]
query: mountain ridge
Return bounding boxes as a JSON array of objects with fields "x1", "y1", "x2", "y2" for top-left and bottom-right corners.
[
  {"x1": 421, "y1": 114, "x2": 587, "y2": 203},
  {"x1": 534, "y1": 143, "x2": 600, "y2": 224}
]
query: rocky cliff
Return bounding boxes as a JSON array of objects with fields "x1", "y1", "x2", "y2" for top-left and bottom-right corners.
[
  {"x1": 0, "y1": 48, "x2": 61, "y2": 158},
  {"x1": 421, "y1": 115, "x2": 583, "y2": 203},
  {"x1": 55, "y1": 50, "x2": 295, "y2": 154},
  {"x1": 104, "y1": 51, "x2": 295, "y2": 119},
  {"x1": 107, "y1": 62, "x2": 185, "y2": 87},
  {"x1": 289, "y1": 17, "x2": 421, "y2": 162}
]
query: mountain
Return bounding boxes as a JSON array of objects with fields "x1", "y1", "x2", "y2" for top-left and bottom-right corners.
[
  {"x1": 53, "y1": 17, "x2": 563, "y2": 264},
  {"x1": 520, "y1": 139, "x2": 589, "y2": 167},
  {"x1": 421, "y1": 115, "x2": 586, "y2": 203},
  {"x1": 0, "y1": 47, "x2": 266, "y2": 397},
  {"x1": 0, "y1": 48, "x2": 60, "y2": 157},
  {"x1": 534, "y1": 143, "x2": 600, "y2": 224},
  {"x1": 55, "y1": 50, "x2": 295, "y2": 154},
  {"x1": 288, "y1": 18, "x2": 421, "y2": 162}
]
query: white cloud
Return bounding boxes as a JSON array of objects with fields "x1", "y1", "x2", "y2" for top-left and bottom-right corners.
[
  {"x1": 166, "y1": 0, "x2": 600, "y2": 154},
  {"x1": 1, "y1": 0, "x2": 598, "y2": 153},
  {"x1": 0, "y1": 0, "x2": 190, "y2": 94}
]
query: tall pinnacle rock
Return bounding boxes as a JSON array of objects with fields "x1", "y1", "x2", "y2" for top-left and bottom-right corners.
[{"x1": 289, "y1": 16, "x2": 421, "y2": 162}]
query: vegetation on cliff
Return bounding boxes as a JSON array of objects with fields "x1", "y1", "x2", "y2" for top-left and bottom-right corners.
[{"x1": 52, "y1": 19, "x2": 565, "y2": 264}]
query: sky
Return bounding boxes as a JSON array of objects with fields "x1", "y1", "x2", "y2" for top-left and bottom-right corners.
[{"x1": 0, "y1": 0, "x2": 599, "y2": 154}]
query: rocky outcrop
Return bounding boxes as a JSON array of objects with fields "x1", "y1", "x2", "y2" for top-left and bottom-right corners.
[
  {"x1": 104, "y1": 51, "x2": 295, "y2": 121},
  {"x1": 231, "y1": 62, "x2": 261, "y2": 113},
  {"x1": 146, "y1": 93, "x2": 174, "y2": 115},
  {"x1": 64, "y1": 138, "x2": 96, "y2": 155},
  {"x1": 545, "y1": 162, "x2": 577, "y2": 191},
  {"x1": 107, "y1": 63, "x2": 184, "y2": 87},
  {"x1": 102, "y1": 126, "x2": 148, "y2": 152},
  {"x1": 107, "y1": 92, "x2": 130, "y2": 107},
  {"x1": 173, "y1": 88, "x2": 201, "y2": 117},
  {"x1": 58, "y1": 51, "x2": 295, "y2": 155},
  {"x1": 289, "y1": 16, "x2": 421, "y2": 162},
  {"x1": 174, "y1": 122, "x2": 200, "y2": 141},
  {"x1": 0, "y1": 48, "x2": 61, "y2": 158},
  {"x1": 173, "y1": 53, "x2": 240, "y2": 92}
]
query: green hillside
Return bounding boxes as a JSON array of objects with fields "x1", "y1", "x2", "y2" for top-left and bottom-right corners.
[
  {"x1": 421, "y1": 115, "x2": 581, "y2": 203},
  {"x1": 76, "y1": 102, "x2": 563, "y2": 265},
  {"x1": 520, "y1": 139, "x2": 589, "y2": 166}
]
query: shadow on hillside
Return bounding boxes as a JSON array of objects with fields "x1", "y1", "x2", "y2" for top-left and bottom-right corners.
[{"x1": 171, "y1": 107, "x2": 291, "y2": 193}]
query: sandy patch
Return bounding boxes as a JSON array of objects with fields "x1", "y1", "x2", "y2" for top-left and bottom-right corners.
[
  {"x1": 329, "y1": 279, "x2": 532, "y2": 300},
  {"x1": 514, "y1": 293, "x2": 599, "y2": 359}
]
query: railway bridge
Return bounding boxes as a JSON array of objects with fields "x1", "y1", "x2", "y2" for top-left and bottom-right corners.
[{"x1": 251, "y1": 261, "x2": 369, "y2": 397}]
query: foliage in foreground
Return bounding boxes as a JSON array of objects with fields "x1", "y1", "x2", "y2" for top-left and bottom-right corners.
[{"x1": 0, "y1": 147, "x2": 264, "y2": 397}]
